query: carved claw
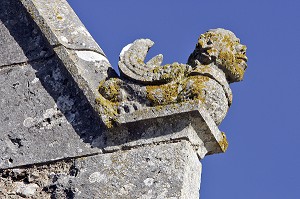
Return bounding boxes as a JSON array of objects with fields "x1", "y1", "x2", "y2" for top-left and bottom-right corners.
[{"x1": 117, "y1": 102, "x2": 142, "y2": 114}]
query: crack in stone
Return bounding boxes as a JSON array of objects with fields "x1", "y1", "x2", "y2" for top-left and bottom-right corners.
[
  {"x1": 0, "y1": 137, "x2": 196, "y2": 171},
  {"x1": 0, "y1": 54, "x2": 55, "y2": 71}
]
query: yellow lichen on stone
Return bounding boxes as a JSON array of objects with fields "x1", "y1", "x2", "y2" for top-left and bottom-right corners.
[
  {"x1": 98, "y1": 78, "x2": 122, "y2": 102},
  {"x1": 56, "y1": 15, "x2": 63, "y2": 20},
  {"x1": 193, "y1": 29, "x2": 247, "y2": 83},
  {"x1": 96, "y1": 98, "x2": 118, "y2": 128},
  {"x1": 146, "y1": 75, "x2": 210, "y2": 106},
  {"x1": 218, "y1": 51, "x2": 245, "y2": 81},
  {"x1": 221, "y1": 35, "x2": 235, "y2": 50},
  {"x1": 178, "y1": 76, "x2": 209, "y2": 103},
  {"x1": 218, "y1": 132, "x2": 229, "y2": 152},
  {"x1": 96, "y1": 82, "x2": 121, "y2": 128},
  {"x1": 151, "y1": 62, "x2": 188, "y2": 82},
  {"x1": 146, "y1": 82, "x2": 179, "y2": 106}
]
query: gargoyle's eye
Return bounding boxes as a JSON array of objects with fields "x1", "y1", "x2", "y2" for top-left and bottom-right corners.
[
  {"x1": 207, "y1": 40, "x2": 212, "y2": 45},
  {"x1": 236, "y1": 44, "x2": 247, "y2": 54}
]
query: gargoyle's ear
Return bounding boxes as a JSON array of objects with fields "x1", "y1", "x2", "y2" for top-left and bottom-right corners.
[
  {"x1": 187, "y1": 33, "x2": 219, "y2": 66},
  {"x1": 199, "y1": 32, "x2": 220, "y2": 58},
  {"x1": 198, "y1": 33, "x2": 213, "y2": 49}
]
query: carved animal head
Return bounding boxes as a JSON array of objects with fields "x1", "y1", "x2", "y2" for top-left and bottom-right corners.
[{"x1": 188, "y1": 28, "x2": 248, "y2": 83}]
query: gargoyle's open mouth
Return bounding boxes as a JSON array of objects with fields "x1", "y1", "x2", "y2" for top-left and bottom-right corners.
[{"x1": 236, "y1": 54, "x2": 248, "y2": 62}]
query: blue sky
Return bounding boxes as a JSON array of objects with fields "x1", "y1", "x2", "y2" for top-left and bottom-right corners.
[{"x1": 68, "y1": 0, "x2": 300, "y2": 198}]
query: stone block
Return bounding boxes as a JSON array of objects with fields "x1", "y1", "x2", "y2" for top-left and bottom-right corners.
[
  {"x1": 71, "y1": 141, "x2": 201, "y2": 199},
  {"x1": 0, "y1": 56, "x2": 104, "y2": 169},
  {"x1": 0, "y1": 141, "x2": 201, "y2": 199}
]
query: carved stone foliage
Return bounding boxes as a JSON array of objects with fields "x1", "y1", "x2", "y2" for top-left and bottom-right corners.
[{"x1": 97, "y1": 28, "x2": 248, "y2": 128}]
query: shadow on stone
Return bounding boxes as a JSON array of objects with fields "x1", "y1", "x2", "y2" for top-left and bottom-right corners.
[{"x1": 0, "y1": 0, "x2": 105, "y2": 147}]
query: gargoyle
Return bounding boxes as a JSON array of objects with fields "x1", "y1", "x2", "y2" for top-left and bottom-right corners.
[{"x1": 97, "y1": 28, "x2": 247, "y2": 127}]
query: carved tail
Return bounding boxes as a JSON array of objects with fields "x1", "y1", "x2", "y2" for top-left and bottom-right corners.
[{"x1": 118, "y1": 39, "x2": 191, "y2": 85}]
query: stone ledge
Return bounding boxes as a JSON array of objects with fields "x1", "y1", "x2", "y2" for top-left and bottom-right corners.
[{"x1": 97, "y1": 101, "x2": 227, "y2": 159}]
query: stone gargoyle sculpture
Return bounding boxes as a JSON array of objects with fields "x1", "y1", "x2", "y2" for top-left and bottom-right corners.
[{"x1": 96, "y1": 28, "x2": 247, "y2": 128}]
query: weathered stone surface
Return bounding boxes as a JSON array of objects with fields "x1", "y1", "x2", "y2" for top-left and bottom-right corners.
[
  {"x1": 0, "y1": 141, "x2": 201, "y2": 199},
  {"x1": 0, "y1": 160, "x2": 75, "y2": 198},
  {"x1": 73, "y1": 141, "x2": 201, "y2": 199},
  {"x1": 14, "y1": 182, "x2": 39, "y2": 198},
  {"x1": 53, "y1": 46, "x2": 115, "y2": 109},
  {"x1": 189, "y1": 63, "x2": 233, "y2": 105},
  {"x1": 0, "y1": 0, "x2": 119, "y2": 170},
  {"x1": 13, "y1": 0, "x2": 115, "y2": 113},
  {"x1": 20, "y1": 0, "x2": 105, "y2": 54},
  {"x1": 0, "y1": 57, "x2": 103, "y2": 169},
  {"x1": 118, "y1": 39, "x2": 191, "y2": 83},
  {"x1": 0, "y1": 0, "x2": 53, "y2": 67}
]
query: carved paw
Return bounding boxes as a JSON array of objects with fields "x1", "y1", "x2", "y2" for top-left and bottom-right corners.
[{"x1": 117, "y1": 101, "x2": 142, "y2": 114}]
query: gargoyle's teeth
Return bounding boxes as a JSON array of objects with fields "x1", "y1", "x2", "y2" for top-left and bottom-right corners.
[{"x1": 236, "y1": 55, "x2": 248, "y2": 62}]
